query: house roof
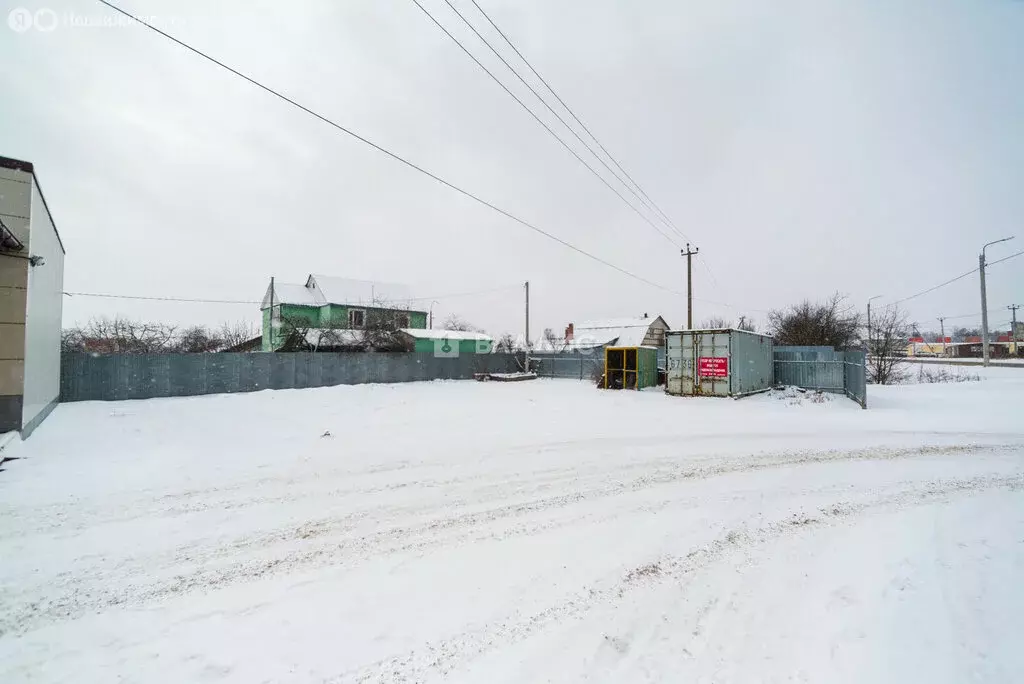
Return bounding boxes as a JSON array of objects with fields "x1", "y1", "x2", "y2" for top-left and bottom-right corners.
[
  {"x1": 261, "y1": 275, "x2": 425, "y2": 311},
  {"x1": 569, "y1": 315, "x2": 668, "y2": 348},
  {"x1": 308, "y1": 275, "x2": 415, "y2": 308},
  {"x1": 399, "y1": 328, "x2": 493, "y2": 342}
]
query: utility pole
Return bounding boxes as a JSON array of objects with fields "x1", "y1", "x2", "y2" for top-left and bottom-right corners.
[
  {"x1": 269, "y1": 276, "x2": 275, "y2": 350},
  {"x1": 937, "y1": 316, "x2": 946, "y2": 357},
  {"x1": 524, "y1": 280, "x2": 530, "y2": 370},
  {"x1": 681, "y1": 244, "x2": 698, "y2": 329},
  {"x1": 980, "y1": 237, "x2": 1015, "y2": 366},
  {"x1": 1010, "y1": 304, "x2": 1021, "y2": 352}
]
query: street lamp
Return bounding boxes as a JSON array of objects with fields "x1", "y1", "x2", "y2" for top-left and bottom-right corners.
[
  {"x1": 980, "y1": 236, "x2": 1015, "y2": 366},
  {"x1": 867, "y1": 295, "x2": 883, "y2": 356}
]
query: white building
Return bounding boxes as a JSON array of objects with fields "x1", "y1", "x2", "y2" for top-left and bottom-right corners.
[{"x1": 0, "y1": 156, "x2": 66, "y2": 438}]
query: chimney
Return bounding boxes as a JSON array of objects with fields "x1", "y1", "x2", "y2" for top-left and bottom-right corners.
[
  {"x1": 643, "y1": 312, "x2": 649, "y2": 318},
  {"x1": 565, "y1": 323, "x2": 574, "y2": 341}
]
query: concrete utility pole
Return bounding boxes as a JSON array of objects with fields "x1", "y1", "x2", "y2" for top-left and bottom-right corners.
[
  {"x1": 980, "y1": 236, "x2": 1015, "y2": 366},
  {"x1": 269, "y1": 276, "x2": 275, "y2": 350},
  {"x1": 937, "y1": 316, "x2": 946, "y2": 356},
  {"x1": 867, "y1": 295, "x2": 883, "y2": 357},
  {"x1": 1010, "y1": 304, "x2": 1021, "y2": 350},
  {"x1": 681, "y1": 244, "x2": 699, "y2": 329},
  {"x1": 524, "y1": 280, "x2": 530, "y2": 369}
]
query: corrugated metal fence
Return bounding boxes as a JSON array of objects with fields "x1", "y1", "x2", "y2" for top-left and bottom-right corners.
[
  {"x1": 773, "y1": 347, "x2": 867, "y2": 408},
  {"x1": 529, "y1": 350, "x2": 605, "y2": 382},
  {"x1": 60, "y1": 352, "x2": 520, "y2": 402}
]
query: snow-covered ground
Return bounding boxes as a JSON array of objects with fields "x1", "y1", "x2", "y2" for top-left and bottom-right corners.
[{"x1": 1, "y1": 368, "x2": 1022, "y2": 683}]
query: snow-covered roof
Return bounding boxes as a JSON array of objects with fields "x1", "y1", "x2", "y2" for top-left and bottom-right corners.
[
  {"x1": 575, "y1": 317, "x2": 654, "y2": 331},
  {"x1": 308, "y1": 275, "x2": 416, "y2": 309},
  {"x1": 568, "y1": 315, "x2": 668, "y2": 348},
  {"x1": 261, "y1": 275, "x2": 424, "y2": 310},
  {"x1": 400, "y1": 328, "x2": 493, "y2": 342},
  {"x1": 263, "y1": 282, "x2": 320, "y2": 307}
]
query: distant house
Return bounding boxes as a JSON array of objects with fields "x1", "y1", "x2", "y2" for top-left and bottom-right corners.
[
  {"x1": 396, "y1": 328, "x2": 493, "y2": 355},
  {"x1": 260, "y1": 275, "x2": 428, "y2": 351},
  {"x1": 562, "y1": 315, "x2": 671, "y2": 351}
]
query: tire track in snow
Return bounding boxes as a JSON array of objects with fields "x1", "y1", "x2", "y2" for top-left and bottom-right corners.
[
  {"x1": 1, "y1": 444, "x2": 1020, "y2": 637},
  {"x1": 339, "y1": 474, "x2": 1024, "y2": 683}
]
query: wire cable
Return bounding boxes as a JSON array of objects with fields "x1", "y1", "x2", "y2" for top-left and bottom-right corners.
[
  {"x1": 467, "y1": 0, "x2": 685, "y2": 237},
  {"x1": 436, "y1": 0, "x2": 688, "y2": 245},
  {"x1": 64, "y1": 291, "x2": 259, "y2": 304},
  {"x1": 891, "y1": 249, "x2": 1023, "y2": 306},
  {"x1": 94, "y1": 0, "x2": 683, "y2": 295},
  {"x1": 408, "y1": 0, "x2": 683, "y2": 248}
]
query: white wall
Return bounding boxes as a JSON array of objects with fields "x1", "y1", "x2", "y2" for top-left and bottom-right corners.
[{"x1": 22, "y1": 180, "x2": 64, "y2": 431}]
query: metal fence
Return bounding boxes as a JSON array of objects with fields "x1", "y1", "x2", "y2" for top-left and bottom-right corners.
[
  {"x1": 60, "y1": 352, "x2": 520, "y2": 403},
  {"x1": 529, "y1": 350, "x2": 604, "y2": 382},
  {"x1": 530, "y1": 348, "x2": 667, "y2": 383},
  {"x1": 773, "y1": 347, "x2": 867, "y2": 408}
]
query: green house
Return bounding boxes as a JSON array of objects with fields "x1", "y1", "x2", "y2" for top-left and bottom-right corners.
[
  {"x1": 260, "y1": 274, "x2": 428, "y2": 351},
  {"x1": 396, "y1": 329, "x2": 494, "y2": 355}
]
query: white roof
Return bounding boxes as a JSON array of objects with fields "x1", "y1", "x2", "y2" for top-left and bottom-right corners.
[
  {"x1": 261, "y1": 275, "x2": 423, "y2": 310},
  {"x1": 308, "y1": 275, "x2": 416, "y2": 308},
  {"x1": 569, "y1": 315, "x2": 667, "y2": 348},
  {"x1": 575, "y1": 317, "x2": 653, "y2": 331},
  {"x1": 400, "y1": 328, "x2": 493, "y2": 342}
]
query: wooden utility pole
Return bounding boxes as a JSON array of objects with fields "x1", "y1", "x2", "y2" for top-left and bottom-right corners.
[
  {"x1": 937, "y1": 316, "x2": 946, "y2": 357},
  {"x1": 681, "y1": 244, "x2": 698, "y2": 329}
]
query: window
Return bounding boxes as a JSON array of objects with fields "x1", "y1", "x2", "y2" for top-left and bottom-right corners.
[{"x1": 349, "y1": 309, "x2": 365, "y2": 328}]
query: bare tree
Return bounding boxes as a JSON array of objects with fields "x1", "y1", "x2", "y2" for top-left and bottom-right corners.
[
  {"x1": 360, "y1": 299, "x2": 408, "y2": 352},
  {"x1": 176, "y1": 325, "x2": 223, "y2": 353},
  {"x1": 699, "y1": 317, "x2": 730, "y2": 329},
  {"x1": 868, "y1": 304, "x2": 911, "y2": 385},
  {"x1": 219, "y1": 320, "x2": 257, "y2": 349},
  {"x1": 495, "y1": 333, "x2": 517, "y2": 354},
  {"x1": 768, "y1": 293, "x2": 862, "y2": 349},
  {"x1": 442, "y1": 314, "x2": 478, "y2": 332},
  {"x1": 542, "y1": 327, "x2": 563, "y2": 351},
  {"x1": 62, "y1": 316, "x2": 179, "y2": 354},
  {"x1": 736, "y1": 315, "x2": 756, "y2": 332}
]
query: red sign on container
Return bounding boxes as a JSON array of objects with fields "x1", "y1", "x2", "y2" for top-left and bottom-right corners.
[{"x1": 698, "y1": 357, "x2": 729, "y2": 378}]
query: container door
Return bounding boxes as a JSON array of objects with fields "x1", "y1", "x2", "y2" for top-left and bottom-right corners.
[
  {"x1": 693, "y1": 331, "x2": 731, "y2": 396},
  {"x1": 665, "y1": 333, "x2": 686, "y2": 395}
]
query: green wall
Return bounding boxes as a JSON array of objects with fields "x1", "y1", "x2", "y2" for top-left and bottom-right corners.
[
  {"x1": 262, "y1": 302, "x2": 428, "y2": 351},
  {"x1": 411, "y1": 338, "x2": 493, "y2": 354}
]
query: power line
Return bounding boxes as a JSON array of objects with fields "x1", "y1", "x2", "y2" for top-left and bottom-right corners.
[
  {"x1": 94, "y1": 0, "x2": 683, "y2": 295},
  {"x1": 890, "y1": 267, "x2": 977, "y2": 306},
  {"x1": 408, "y1": 0, "x2": 683, "y2": 248},
  {"x1": 466, "y1": 0, "x2": 685, "y2": 238},
  {"x1": 435, "y1": 0, "x2": 689, "y2": 246},
  {"x1": 65, "y1": 284, "x2": 522, "y2": 305},
  {"x1": 890, "y1": 249, "x2": 1022, "y2": 306},
  {"x1": 989, "y1": 249, "x2": 1024, "y2": 267},
  {"x1": 65, "y1": 291, "x2": 259, "y2": 304}
]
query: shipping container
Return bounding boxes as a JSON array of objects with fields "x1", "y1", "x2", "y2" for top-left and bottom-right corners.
[
  {"x1": 665, "y1": 329, "x2": 774, "y2": 397},
  {"x1": 604, "y1": 346, "x2": 658, "y2": 390}
]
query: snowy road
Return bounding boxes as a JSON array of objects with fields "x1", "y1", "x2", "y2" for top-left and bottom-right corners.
[{"x1": 1, "y1": 370, "x2": 1022, "y2": 682}]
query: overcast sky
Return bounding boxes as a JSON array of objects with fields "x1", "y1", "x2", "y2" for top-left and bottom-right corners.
[{"x1": 2, "y1": 0, "x2": 1022, "y2": 338}]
